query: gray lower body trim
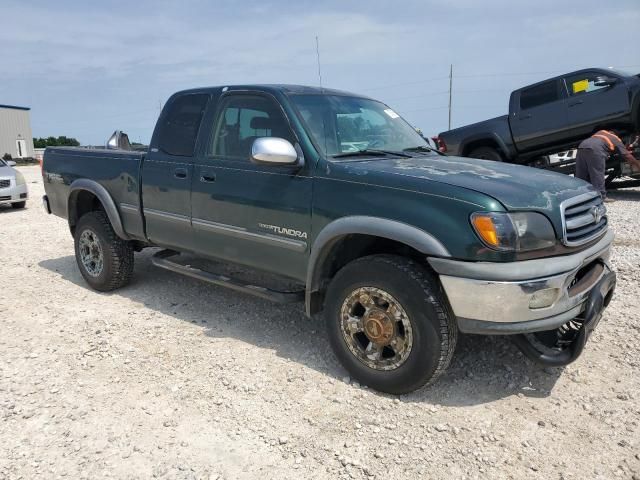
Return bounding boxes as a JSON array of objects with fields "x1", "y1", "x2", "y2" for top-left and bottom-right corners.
[
  {"x1": 143, "y1": 208, "x2": 190, "y2": 224},
  {"x1": 428, "y1": 229, "x2": 613, "y2": 281},
  {"x1": 457, "y1": 304, "x2": 584, "y2": 335},
  {"x1": 119, "y1": 203, "x2": 139, "y2": 213},
  {"x1": 192, "y1": 218, "x2": 307, "y2": 253}
]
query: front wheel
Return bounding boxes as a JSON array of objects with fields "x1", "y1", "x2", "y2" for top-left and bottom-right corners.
[
  {"x1": 324, "y1": 255, "x2": 457, "y2": 394},
  {"x1": 74, "y1": 211, "x2": 134, "y2": 291}
]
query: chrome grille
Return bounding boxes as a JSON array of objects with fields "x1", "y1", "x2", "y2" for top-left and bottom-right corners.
[
  {"x1": 560, "y1": 193, "x2": 607, "y2": 246},
  {"x1": 0, "y1": 179, "x2": 10, "y2": 189}
]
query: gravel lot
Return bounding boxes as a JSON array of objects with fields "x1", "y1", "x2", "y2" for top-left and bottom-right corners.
[{"x1": 1, "y1": 166, "x2": 639, "y2": 480}]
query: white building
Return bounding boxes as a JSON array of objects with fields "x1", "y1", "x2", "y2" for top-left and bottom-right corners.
[{"x1": 0, "y1": 104, "x2": 35, "y2": 159}]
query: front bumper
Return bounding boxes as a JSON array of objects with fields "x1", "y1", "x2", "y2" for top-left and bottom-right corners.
[
  {"x1": 429, "y1": 230, "x2": 615, "y2": 335},
  {"x1": 0, "y1": 180, "x2": 28, "y2": 205}
]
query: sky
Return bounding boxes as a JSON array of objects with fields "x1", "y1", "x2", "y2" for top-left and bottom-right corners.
[{"x1": 2, "y1": 0, "x2": 639, "y2": 146}]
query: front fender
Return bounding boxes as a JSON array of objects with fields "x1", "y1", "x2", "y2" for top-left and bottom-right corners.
[
  {"x1": 305, "y1": 216, "x2": 450, "y2": 316},
  {"x1": 68, "y1": 179, "x2": 129, "y2": 240}
]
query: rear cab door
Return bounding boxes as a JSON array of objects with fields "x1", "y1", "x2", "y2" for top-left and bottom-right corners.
[
  {"x1": 142, "y1": 92, "x2": 210, "y2": 250},
  {"x1": 190, "y1": 89, "x2": 312, "y2": 282},
  {"x1": 563, "y1": 70, "x2": 630, "y2": 139},
  {"x1": 509, "y1": 78, "x2": 568, "y2": 152}
]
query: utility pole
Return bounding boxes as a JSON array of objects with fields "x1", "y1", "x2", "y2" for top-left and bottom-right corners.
[
  {"x1": 448, "y1": 64, "x2": 453, "y2": 130},
  {"x1": 315, "y1": 36, "x2": 323, "y2": 88}
]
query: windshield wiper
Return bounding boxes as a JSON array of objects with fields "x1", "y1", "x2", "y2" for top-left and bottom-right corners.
[
  {"x1": 402, "y1": 145, "x2": 442, "y2": 155},
  {"x1": 332, "y1": 149, "x2": 412, "y2": 159}
]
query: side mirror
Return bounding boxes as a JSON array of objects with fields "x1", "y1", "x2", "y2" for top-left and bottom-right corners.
[
  {"x1": 594, "y1": 76, "x2": 617, "y2": 87},
  {"x1": 251, "y1": 137, "x2": 299, "y2": 166},
  {"x1": 7, "y1": 160, "x2": 16, "y2": 167}
]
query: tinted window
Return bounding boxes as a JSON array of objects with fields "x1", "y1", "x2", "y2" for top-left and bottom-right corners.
[
  {"x1": 157, "y1": 93, "x2": 209, "y2": 156},
  {"x1": 565, "y1": 72, "x2": 610, "y2": 96},
  {"x1": 520, "y1": 81, "x2": 559, "y2": 110},
  {"x1": 210, "y1": 95, "x2": 294, "y2": 160}
]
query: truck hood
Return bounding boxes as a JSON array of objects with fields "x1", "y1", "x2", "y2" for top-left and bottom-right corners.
[{"x1": 332, "y1": 154, "x2": 592, "y2": 214}]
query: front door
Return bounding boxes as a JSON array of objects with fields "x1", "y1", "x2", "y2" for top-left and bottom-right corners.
[
  {"x1": 142, "y1": 93, "x2": 209, "y2": 250},
  {"x1": 190, "y1": 92, "x2": 312, "y2": 282},
  {"x1": 563, "y1": 70, "x2": 630, "y2": 140},
  {"x1": 510, "y1": 79, "x2": 568, "y2": 152}
]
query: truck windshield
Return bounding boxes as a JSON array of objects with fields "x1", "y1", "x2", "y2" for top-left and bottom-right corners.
[{"x1": 289, "y1": 94, "x2": 428, "y2": 157}]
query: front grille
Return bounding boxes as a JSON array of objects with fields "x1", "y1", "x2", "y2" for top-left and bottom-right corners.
[
  {"x1": 561, "y1": 193, "x2": 607, "y2": 246},
  {"x1": 0, "y1": 196, "x2": 10, "y2": 201},
  {"x1": 0, "y1": 179, "x2": 10, "y2": 189}
]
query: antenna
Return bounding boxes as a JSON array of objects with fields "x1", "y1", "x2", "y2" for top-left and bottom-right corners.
[
  {"x1": 448, "y1": 64, "x2": 453, "y2": 130},
  {"x1": 315, "y1": 36, "x2": 323, "y2": 88}
]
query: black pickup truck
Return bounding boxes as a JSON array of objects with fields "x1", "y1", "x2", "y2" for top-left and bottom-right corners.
[
  {"x1": 435, "y1": 68, "x2": 640, "y2": 165},
  {"x1": 42, "y1": 84, "x2": 616, "y2": 393}
]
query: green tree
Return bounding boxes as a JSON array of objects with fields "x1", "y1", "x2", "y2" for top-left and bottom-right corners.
[{"x1": 33, "y1": 136, "x2": 80, "y2": 148}]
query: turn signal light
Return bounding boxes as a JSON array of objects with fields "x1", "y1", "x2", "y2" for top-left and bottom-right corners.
[{"x1": 471, "y1": 215, "x2": 499, "y2": 247}]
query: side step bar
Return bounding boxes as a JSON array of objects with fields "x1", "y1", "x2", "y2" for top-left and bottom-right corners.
[{"x1": 151, "y1": 249, "x2": 304, "y2": 304}]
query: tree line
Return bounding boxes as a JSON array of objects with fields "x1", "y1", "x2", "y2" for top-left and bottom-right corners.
[{"x1": 33, "y1": 136, "x2": 80, "y2": 148}]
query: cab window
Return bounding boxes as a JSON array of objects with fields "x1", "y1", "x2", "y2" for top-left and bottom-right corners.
[
  {"x1": 519, "y1": 81, "x2": 560, "y2": 110},
  {"x1": 565, "y1": 72, "x2": 610, "y2": 96},
  {"x1": 210, "y1": 95, "x2": 295, "y2": 160},
  {"x1": 157, "y1": 93, "x2": 209, "y2": 157}
]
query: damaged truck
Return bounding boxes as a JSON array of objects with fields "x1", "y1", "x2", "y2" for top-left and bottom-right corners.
[{"x1": 42, "y1": 84, "x2": 616, "y2": 393}]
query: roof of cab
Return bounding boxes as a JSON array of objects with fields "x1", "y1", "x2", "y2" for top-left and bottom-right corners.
[{"x1": 171, "y1": 84, "x2": 372, "y2": 100}]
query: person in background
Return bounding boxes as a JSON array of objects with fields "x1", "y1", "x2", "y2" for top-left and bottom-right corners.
[{"x1": 575, "y1": 130, "x2": 640, "y2": 203}]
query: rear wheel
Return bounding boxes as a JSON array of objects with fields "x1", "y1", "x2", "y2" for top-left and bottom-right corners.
[
  {"x1": 468, "y1": 146, "x2": 503, "y2": 161},
  {"x1": 324, "y1": 255, "x2": 457, "y2": 394},
  {"x1": 74, "y1": 211, "x2": 134, "y2": 291},
  {"x1": 11, "y1": 201, "x2": 26, "y2": 209}
]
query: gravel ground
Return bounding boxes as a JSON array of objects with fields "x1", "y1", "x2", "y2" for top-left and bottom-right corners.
[{"x1": 1, "y1": 166, "x2": 639, "y2": 480}]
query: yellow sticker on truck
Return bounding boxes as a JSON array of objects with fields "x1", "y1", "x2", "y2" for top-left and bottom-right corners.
[{"x1": 572, "y1": 79, "x2": 588, "y2": 94}]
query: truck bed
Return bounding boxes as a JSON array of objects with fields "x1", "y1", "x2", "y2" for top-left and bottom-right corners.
[{"x1": 43, "y1": 147, "x2": 146, "y2": 239}]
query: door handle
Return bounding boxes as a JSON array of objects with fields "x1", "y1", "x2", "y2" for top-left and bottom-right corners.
[
  {"x1": 519, "y1": 114, "x2": 532, "y2": 120},
  {"x1": 174, "y1": 168, "x2": 188, "y2": 179},
  {"x1": 569, "y1": 100, "x2": 584, "y2": 107},
  {"x1": 200, "y1": 174, "x2": 216, "y2": 183}
]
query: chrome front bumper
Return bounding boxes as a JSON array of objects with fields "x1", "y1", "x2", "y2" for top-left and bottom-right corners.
[{"x1": 428, "y1": 230, "x2": 615, "y2": 334}]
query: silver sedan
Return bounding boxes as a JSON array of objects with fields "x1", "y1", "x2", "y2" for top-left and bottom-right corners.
[{"x1": 0, "y1": 159, "x2": 28, "y2": 209}]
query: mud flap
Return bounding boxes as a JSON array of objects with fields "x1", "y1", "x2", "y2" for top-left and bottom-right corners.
[{"x1": 512, "y1": 270, "x2": 616, "y2": 367}]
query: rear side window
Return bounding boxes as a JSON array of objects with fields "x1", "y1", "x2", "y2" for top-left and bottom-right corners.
[
  {"x1": 157, "y1": 93, "x2": 209, "y2": 156},
  {"x1": 519, "y1": 81, "x2": 559, "y2": 110}
]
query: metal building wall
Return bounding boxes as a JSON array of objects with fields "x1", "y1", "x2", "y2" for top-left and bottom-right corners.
[{"x1": 0, "y1": 107, "x2": 35, "y2": 159}]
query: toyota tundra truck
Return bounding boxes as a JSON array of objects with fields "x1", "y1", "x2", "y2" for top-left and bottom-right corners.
[{"x1": 42, "y1": 84, "x2": 616, "y2": 394}]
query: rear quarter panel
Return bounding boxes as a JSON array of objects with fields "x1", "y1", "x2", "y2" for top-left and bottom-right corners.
[
  {"x1": 439, "y1": 115, "x2": 516, "y2": 160},
  {"x1": 43, "y1": 147, "x2": 145, "y2": 239}
]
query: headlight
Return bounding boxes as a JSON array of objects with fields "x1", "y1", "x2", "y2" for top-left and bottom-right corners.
[
  {"x1": 470, "y1": 212, "x2": 556, "y2": 252},
  {"x1": 15, "y1": 171, "x2": 26, "y2": 186}
]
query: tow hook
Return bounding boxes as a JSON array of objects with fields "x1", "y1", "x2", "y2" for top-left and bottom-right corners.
[{"x1": 512, "y1": 270, "x2": 616, "y2": 367}]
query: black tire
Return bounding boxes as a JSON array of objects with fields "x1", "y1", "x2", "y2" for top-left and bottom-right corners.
[
  {"x1": 11, "y1": 201, "x2": 26, "y2": 209},
  {"x1": 74, "y1": 211, "x2": 134, "y2": 291},
  {"x1": 324, "y1": 255, "x2": 457, "y2": 394},
  {"x1": 468, "y1": 146, "x2": 503, "y2": 161}
]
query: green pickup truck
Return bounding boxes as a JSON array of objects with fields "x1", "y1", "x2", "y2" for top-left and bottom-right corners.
[{"x1": 42, "y1": 85, "x2": 616, "y2": 393}]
